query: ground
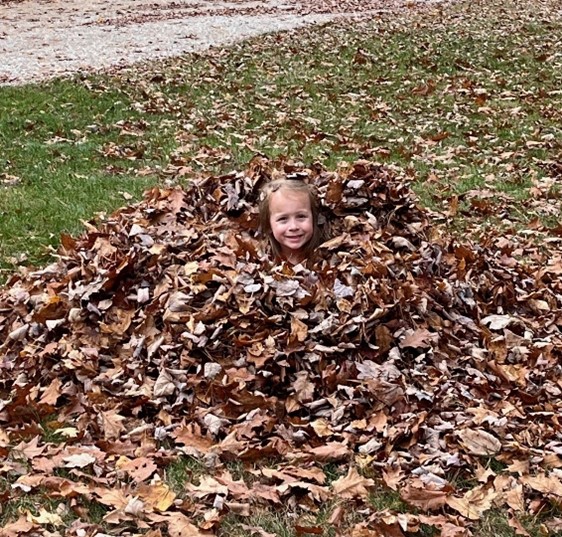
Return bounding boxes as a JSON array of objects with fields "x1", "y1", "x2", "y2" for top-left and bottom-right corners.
[{"x1": 0, "y1": 0, "x2": 429, "y2": 85}]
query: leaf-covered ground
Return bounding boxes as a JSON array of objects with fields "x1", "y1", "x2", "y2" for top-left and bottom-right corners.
[{"x1": 1, "y1": 157, "x2": 562, "y2": 536}]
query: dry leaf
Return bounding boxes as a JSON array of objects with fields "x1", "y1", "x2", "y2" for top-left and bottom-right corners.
[
  {"x1": 332, "y1": 467, "x2": 375, "y2": 498},
  {"x1": 457, "y1": 429, "x2": 501, "y2": 456}
]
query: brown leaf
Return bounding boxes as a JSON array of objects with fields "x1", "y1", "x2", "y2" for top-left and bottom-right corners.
[
  {"x1": 507, "y1": 516, "x2": 531, "y2": 536},
  {"x1": 521, "y1": 473, "x2": 562, "y2": 496},
  {"x1": 117, "y1": 456, "x2": 158, "y2": 482},
  {"x1": 399, "y1": 329, "x2": 438, "y2": 349},
  {"x1": 332, "y1": 467, "x2": 375, "y2": 498},
  {"x1": 446, "y1": 485, "x2": 497, "y2": 520},
  {"x1": 457, "y1": 429, "x2": 501, "y2": 456},
  {"x1": 295, "y1": 524, "x2": 323, "y2": 535},
  {"x1": 290, "y1": 316, "x2": 308, "y2": 342},
  {"x1": 0, "y1": 516, "x2": 36, "y2": 537},
  {"x1": 151, "y1": 513, "x2": 212, "y2": 537},
  {"x1": 305, "y1": 443, "x2": 351, "y2": 462},
  {"x1": 13, "y1": 437, "x2": 46, "y2": 460},
  {"x1": 294, "y1": 371, "x2": 315, "y2": 403},
  {"x1": 401, "y1": 481, "x2": 449, "y2": 511},
  {"x1": 100, "y1": 409, "x2": 127, "y2": 440},
  {"x1": 172, "y1": 423, "x2": 214, "y2": 455},
  {"x1": 38, "y1": 378, "x2": 62, "y2": 405}
]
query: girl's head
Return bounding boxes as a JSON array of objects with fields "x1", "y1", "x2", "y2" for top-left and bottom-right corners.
[{"x1": 259, "y1": 179, "x2": 325, "y2": 263}]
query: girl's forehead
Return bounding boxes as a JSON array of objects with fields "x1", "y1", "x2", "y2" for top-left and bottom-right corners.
[{"x1": 269, "y1": 188, "x2": 311, "y2": 208}]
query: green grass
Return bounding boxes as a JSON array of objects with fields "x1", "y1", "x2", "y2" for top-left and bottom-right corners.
[
  {"x1": 1, "y1": 0, "x2": 562, "y2": 534},
  {"x1": 165, "y1": 455, "x2": 209, "y2": 495}
]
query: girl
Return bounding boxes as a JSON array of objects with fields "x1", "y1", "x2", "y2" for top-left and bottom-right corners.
[{"x1": 258, "y1": 178, "x2": 327, "y2": 264}]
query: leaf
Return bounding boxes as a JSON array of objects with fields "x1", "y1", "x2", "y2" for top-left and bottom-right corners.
[
  {"x1": 63, "y1": 453, "x2": 96, "y2": 468},
  {"x1": 12, "y1": 437, "x2": 45, "y2": 460},
  {"x1": 93, "y1": 487, "x2": 130, "y2": 509},
  {"x1": 481, "y1": 314, "x2": 516, "y2": 330},
  {"x1": 457, "y1": 429, "x2": 501, "y2": 456},
  {"x1": 186, "y1": 476, "x2": 229, "y2": 498},
  {"x1": 240, "y1": 526, "x2": 277, "y2": 537},
  {"x1": 117, "y1": 456, "x2": 158, "y2": 482},
  {"x1": 293, "y1": 371, "x2": 315, "y2": 403},
  {"x1": 295, "y1": 524, "x2": 323, "y2": 535},
  {"x1": 401, "y1": 482, "x2": 449, "y2": 511},
  {"x1": 0, "y1": 516, "x2": 36, "y2": 537},
  {"x1": 290, "y1": 316, "x2": 309, "y2": 342},
  {"x1": 38, "y1": 378, "x2": 62, "y2": 405},
  {"x1": 100, "y1": 409, "x2": 126, "y2": 440},
  {"x1": 27, "y1": 508, "x2": 64, "y2": 527},
  {"x1": 138, "y1": 482, "x2": 176, "y2": 512},
  {"x1": 166, "y1": 512, "x2": 212, "y2": 537},
  {"x1": 507, "y1": 516, "x2": 531, "y2": 536},
  {"x1": 399, "y1": 329, "x2": 438, "y2": 349},
  {"x1": 332, "y1": 467, "x2": 375, "y2": 498},
  {"x1": 520, "y1": 473, "x2": 562, "y2": 496},
  {"x1": 153, "y1": 368, "x2": 176, "y2": 397},
  {"x1": 446, "y1": 485, "x2": 497, "y2": 520},
  {"x1": 305, "y1": 443, "x2": 351, "y2": 462}
]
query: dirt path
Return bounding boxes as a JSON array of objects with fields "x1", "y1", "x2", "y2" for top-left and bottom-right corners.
[{"x1": 0, "y1": 0, "x2": 427, "y2": 85}]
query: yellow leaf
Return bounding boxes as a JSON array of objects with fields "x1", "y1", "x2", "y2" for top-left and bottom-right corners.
[
  {"x1": 138, "y1": 482, "x2": 176, "y2": 512},
  {"x1": 310, "y1": 419, "x2": 332, "y2": 437},
  {"x1": 28, "y1": 508, "x2": 64, "y2": 527}
]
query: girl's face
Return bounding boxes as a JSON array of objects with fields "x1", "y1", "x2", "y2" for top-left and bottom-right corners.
[{"x1": 269, "y1": 188, "x2": 314, "y2": 260}]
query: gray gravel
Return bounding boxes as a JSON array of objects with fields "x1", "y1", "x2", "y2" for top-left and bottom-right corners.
[{"x1": 0, "y1": 0, "x2": 346, "y2": 85}]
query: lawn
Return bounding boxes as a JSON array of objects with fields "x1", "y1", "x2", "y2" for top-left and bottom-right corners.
[{"x1": 1, "y1": 0, "x2": 562, "y2": 535}]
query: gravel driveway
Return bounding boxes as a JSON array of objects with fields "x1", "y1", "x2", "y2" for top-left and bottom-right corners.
[{"x1": 0, "y1": 0, "x2": 422, "y2": 85}]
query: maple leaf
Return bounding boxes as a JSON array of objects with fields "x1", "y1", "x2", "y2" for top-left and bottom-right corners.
[
  {"x1": 294, "y1": 371, "x2": 315, "y2": 403},
  {"x1": 0, "y1": 517, "x2": 36, "y2": 537},
  {"x1": 446, "y1": 485, "x2": 497, "y2": 520},
  {"x1": 138, "y1": 482, "x2": 176, "y2": 512},
  {"x1": 520, "y1": 474, "x2": 562, "y2": 497},
  {"x1": 332, "y1": 467, "x2": 375, "y2": 498},
  {"x1": 12, "y1": 436, "x2": 46, "y2": 461},
  {"x1": 151, "y1": 512, "x2": 213, "y2": 537},
  {"x1": 100, "y1": 409, "x2": 127, "y2": 440},
  {"x1": 38, "y1": 378, "x2": 62, "y2": 405}
]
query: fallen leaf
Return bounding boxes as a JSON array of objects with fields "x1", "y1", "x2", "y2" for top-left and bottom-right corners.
[{"x1": 332, "y1": 466, "x2": 375, "y2": 498}]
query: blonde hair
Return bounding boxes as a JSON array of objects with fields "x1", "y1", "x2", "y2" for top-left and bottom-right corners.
[{"x1": 258, "y1": 179, "x2": 327, "y2": 261}]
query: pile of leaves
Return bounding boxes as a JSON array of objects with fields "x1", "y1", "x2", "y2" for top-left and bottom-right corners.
[{"x1": 1, "y1": 157, "x2": 562, "y2": 536}]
